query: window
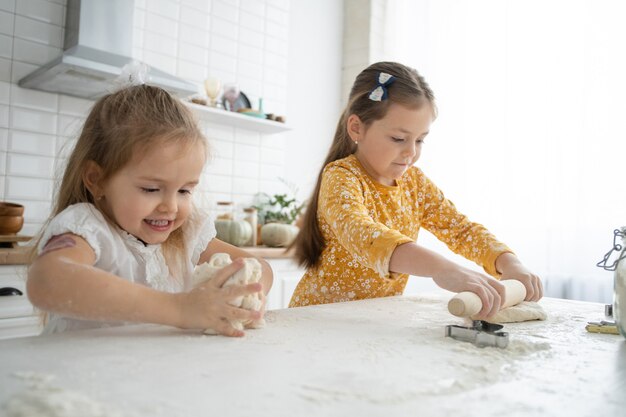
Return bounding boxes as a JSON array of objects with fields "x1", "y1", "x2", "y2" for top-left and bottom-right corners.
[{"x1": 385, "y1": 0, "x2": 626, "y2": 300}]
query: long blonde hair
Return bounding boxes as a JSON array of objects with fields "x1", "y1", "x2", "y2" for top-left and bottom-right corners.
[
  {"x1": 30, "y1": 85, "x2": 208, "y2": 280},
  {"x1": 291, "y1": 62, "x2": 436, "y2": 268}
]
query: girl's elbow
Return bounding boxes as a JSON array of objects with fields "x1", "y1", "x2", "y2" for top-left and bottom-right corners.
[
  {"x1": 26, "y1": 274, "x2": 47, "y2": 310},
  {"x1": 26, "y1": 263, "x2": 54, "y2": 310}
]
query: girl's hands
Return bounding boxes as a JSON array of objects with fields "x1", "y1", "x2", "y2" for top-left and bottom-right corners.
[
  {"x1": 432, "y1": 265, "x2": 506, "y2": 320},
  {"x1": 176, "y1": 259, "x2": 264, "y2": 337},
  {"x1": 496, "y1": 253, "x2": 543, "y2": 302}
]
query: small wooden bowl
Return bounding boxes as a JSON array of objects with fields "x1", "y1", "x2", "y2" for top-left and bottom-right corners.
[
  {"x1": 0, "y1": 202, "x2": 24, "y2": 217},
  {"x1": 0, "y1": 215, "x2": 24, "y2": 234}
]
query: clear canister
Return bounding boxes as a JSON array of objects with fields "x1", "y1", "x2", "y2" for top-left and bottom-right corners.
[
  {"x1": 597, "y1": 227, "x2": 626, "y2": 339},
  {"x1": 215, "y1": 201, "x2": 234, "y2": 220},
  {"x1": 615, "y1": 231, "x2": 626, "y2": 338},
  {"x1": 243, "y1": 207, "x2": 258, "y2": 247}
]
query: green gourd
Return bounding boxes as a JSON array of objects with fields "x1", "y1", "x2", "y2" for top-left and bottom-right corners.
[
  {"x1": 260, "y1": 223, "x2": 299, "y2": 247},
  {"x1": 215, "y1": 219, "x2": 252, "y2": 247}
]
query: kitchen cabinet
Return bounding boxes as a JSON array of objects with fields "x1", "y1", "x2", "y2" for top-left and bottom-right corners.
[
  {"x1": 0, "y1": 295, "x2": 622, "y2": 416},
  {"x1": 265, "y1": 257, "x2": 304, "y2": 310},
  {"x1": 0, "y1": 265, "x2": 41, "y2": 340}
]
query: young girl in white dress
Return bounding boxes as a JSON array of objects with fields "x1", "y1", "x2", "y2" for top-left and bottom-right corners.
[{"x1": 27, "y1": 81, "x2": 272, "y2": 337}]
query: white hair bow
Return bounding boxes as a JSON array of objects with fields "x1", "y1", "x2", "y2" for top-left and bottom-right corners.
[{"x1": 368, "y1": 72, "x2": 396, "y2": 101}]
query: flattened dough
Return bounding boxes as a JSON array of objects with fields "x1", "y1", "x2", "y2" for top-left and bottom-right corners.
[
  {"x1": 490, "y1": 301, "x2": 547, "y2": 323},
  {"x1": 192, "y1": 253, "x2": 265, "y2": 334}
]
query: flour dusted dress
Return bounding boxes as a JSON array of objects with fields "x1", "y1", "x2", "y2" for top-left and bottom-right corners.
[
  {"x1": 37, "y1": 203, "x2": 215, "y2": 334},
  {"x1": 289, "y1": 155, "x2": 512, "y2": 307}
]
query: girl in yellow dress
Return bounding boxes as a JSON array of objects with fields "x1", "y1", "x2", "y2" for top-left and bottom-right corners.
[{"x1": 289, "y1": 62, "x2": 542, "y2": 319}]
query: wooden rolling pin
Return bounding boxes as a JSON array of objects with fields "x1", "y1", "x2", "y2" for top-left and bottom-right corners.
[{"x1": 447, "y1": 280, "x2": 527, "y2": 318}]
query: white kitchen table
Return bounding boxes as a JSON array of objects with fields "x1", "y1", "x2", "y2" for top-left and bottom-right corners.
[{"x1": 0, "y1": 294, "x2": 623, "y2": 417}]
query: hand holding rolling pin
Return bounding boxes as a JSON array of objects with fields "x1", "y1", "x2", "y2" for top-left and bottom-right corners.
[
  {"x1": 432, "y1": 265, "x2": 507, "y2": 319},
  {"x1": 448, "y1": 279, "x2": 526, "y2": 319},
  {"x1": 445, "y1": 253, "x2": 544, "y2": 320},
  {"x1": 389, "y1": 244, "x2": 543, "y2": 320}
]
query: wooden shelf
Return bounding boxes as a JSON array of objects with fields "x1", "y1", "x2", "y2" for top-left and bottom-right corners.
[
  {"x1": 0, "y1": 235, "x2": 32, "y2": 249},
  {"x1": 0, "y1": 246, "x2": 30, "y2": 265},
  {"x1": 185, "y1": 102, "x2": 292, "y2": 134}
]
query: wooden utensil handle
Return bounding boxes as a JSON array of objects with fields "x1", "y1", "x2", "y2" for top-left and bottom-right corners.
[{"x1": 447, "y1": 280, "x2": 527, "y2": 318}]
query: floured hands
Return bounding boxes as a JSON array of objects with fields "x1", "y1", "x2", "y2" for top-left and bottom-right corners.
[
  {"x1": 432, "y1": 265, "x2": 506, "y2": 320},
  {"x1": 176, "y1": 259, "x2": 263, "y2": 337}
]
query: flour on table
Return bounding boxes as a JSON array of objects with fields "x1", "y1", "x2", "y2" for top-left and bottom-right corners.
[
  {"x1": 2, "y1": 372, "x2": 133, "y2": 417},
  {"x1": 192, "y1": 253, "x2": 265, "y2": 334},
  {"x1": 292, "y1": 295, "x2": 554, "y2": 406},
  {"x1": 12, "y1": 371, "x2": 57, "y2": 384},
  {"x1": 490, "y1": 301, "x2": 547, "y2": 323}
]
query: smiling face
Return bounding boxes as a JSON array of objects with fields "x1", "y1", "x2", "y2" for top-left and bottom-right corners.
[
  {"x1": 92, "y1": 140, "x2": 206, "y2": 245},
  {"x1": 348, "y1": 103, "x2": 434, "y2": 186}
]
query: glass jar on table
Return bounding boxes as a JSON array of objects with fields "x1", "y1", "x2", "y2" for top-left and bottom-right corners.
[{"x1": 597, "y1": 227, "x2": 626, "y2": 339}]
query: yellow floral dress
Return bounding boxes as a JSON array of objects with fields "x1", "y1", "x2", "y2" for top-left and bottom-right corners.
[{"x1": 289, "y1": 154, "x2": 512, "y2": 307}]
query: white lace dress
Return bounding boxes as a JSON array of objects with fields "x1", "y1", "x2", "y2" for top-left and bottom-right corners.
[{"x1": 36, "y1": 203, "x2": 215, "y2": 334}]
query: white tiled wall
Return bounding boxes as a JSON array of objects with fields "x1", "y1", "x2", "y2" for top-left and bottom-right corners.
[{"x1": 0, "y1": 0, "x2": 291, "y2": 236}]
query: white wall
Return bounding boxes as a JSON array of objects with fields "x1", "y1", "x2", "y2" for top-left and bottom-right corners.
[
  {"x1": 285, "y1": 0, "x2": 342, "y2": 200},
  {"x1": 0, "y1": 0, "x2": 343, "y2": 236},
  {"x1": 381, "y1": 0, "x2": 622, "y2": 302}
]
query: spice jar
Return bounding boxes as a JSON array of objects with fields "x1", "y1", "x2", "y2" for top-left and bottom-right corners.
[
  {"x1": 597, "y1": 227, "x2": 626, "y2": 339},
  {"x1": 215, "y1": 201, "x2": 234, "y2": 220},
  {"x1": 243, "y1": 207, "x2": 258, "y2": 247}
]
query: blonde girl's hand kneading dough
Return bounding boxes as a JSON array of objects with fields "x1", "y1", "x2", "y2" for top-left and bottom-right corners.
[{"x1": 191, "y1": 253, "x2": 266, "y2": 335}]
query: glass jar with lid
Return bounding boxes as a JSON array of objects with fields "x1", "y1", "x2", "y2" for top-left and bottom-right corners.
[
  {"x1": 215, "y1": 201, "x2": 234, "y2": 220},
  {"x1": 597, "y1": 226, "x2": 626, "y2": 339},
  {"x1": 243, "y1": 207, "x2": 258, "y2": 247}
]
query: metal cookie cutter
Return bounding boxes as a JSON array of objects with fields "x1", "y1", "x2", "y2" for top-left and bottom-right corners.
[{"x1": 445, "y1": 320, "x2": 509, "y2": 349}]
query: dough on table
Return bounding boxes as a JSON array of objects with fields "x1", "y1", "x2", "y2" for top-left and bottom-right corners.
[
  {"x1": 489, "y1": 301, "x2": 547, "y2": 323},
  {"x1": 192, "y1": 253, "x2": 265, "y2": 334}
]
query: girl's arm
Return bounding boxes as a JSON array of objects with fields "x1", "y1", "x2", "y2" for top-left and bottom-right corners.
[
  {"x1": 389, "y1": 244, "x2": 544, "y2": 319},
  {"x1": 198, "y1": 238, "x2": 274, "y2": 297},
  {"x1": 318, "y1": 165, "x2": 505, "y2": 318},
  {"x1": 417, "y1": 172, "x2": 543, "y2": 304},
  {"x1": 389, "y1": 242, "x2": 507, "y2": 319},
  {"x1": 27, "y1": 233, "x2": 261, "y2": 336},
  {"x1": 416, "y1": 171, "x2": 512, "y2": 278}
]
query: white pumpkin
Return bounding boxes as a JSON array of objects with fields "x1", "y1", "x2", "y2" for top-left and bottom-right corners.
[
  {"x1": 260, "y1": 223, "x2": 299, "y2": 247},
  {"x1": 215, "y1": 219, "x2": 252, "y2": 246}
]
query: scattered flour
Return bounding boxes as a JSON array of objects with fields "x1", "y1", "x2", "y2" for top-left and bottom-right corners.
[
  {"x1": 1, "y1": 372, "x2": 134, "y2": 417},
  {"x1": 291, "y1": 295, "x2": 556, "y2": 405}
]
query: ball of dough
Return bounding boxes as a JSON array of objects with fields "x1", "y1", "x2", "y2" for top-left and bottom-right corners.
[{"x1": 192, "y1": 253, "x2": 266, "y2": 334}]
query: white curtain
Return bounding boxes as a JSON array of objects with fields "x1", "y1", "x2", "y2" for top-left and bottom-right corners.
[{"x1": 385, "y1": 0, "x2": 626, "y2": 302}]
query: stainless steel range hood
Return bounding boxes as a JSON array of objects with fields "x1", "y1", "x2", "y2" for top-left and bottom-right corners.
[{"x1": 18, "y1": 0, "x2": 198, "y2": 99}]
